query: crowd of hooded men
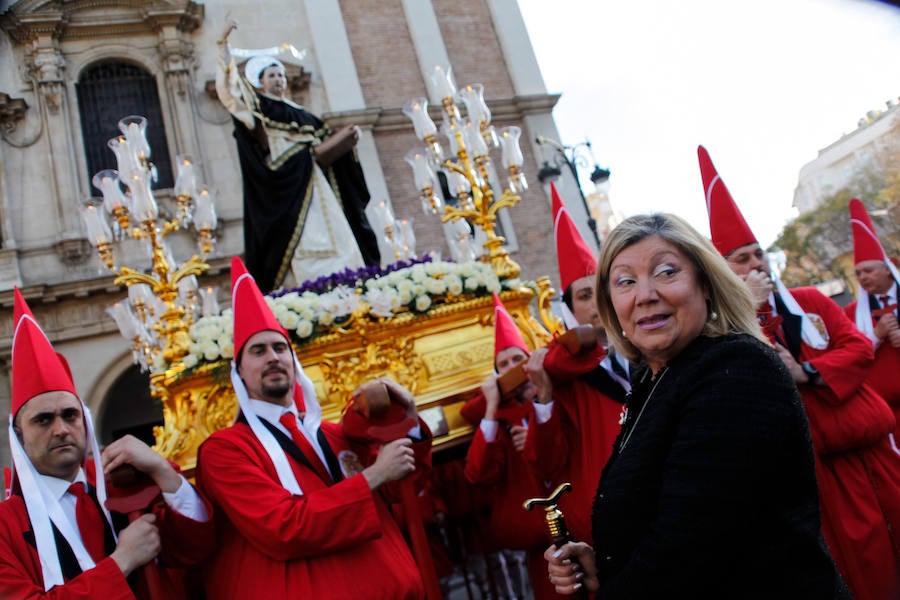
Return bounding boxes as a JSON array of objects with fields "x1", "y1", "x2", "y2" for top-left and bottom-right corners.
[{"x1": 1, "y1": 141, "x2": 899, "y2": 600}]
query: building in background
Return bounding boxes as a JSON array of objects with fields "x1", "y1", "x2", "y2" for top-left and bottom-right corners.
[
  {"x1": 0, "y1": 0, "x2": 584, "y2": 464},
  {"x1": 793, "y1": 97, "x2": 900, "y2": 215}
]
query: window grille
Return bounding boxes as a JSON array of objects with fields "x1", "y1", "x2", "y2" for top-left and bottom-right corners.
[{"x1": 76, "y1": 61, "x2": 174, "y2": 191}]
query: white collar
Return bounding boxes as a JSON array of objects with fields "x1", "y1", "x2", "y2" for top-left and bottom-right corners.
[
  {"x1": 248, "y1": 397, "x2": 297, "y2": 425},
  {"x1": 38, "y1": 468, "x2": 87, "y2": 504}
]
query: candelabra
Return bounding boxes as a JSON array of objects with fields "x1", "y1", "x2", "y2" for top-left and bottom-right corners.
[
  {"x1": 403, "y1": 66, "x2": 527, "y2": 279},
  {"x1": 535, "y1": 135, "x2": 610, "y2": 246},
  {"x1": 81, "y1": 115, "x2": 219, "y2": 373},
  {"x1": 371, "y1": 199, "x2": 417, "y2": 263}
]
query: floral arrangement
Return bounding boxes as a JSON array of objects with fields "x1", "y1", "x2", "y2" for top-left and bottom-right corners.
[{"x1": 180, "y1": 258, "x2": 517, "y2": 370}]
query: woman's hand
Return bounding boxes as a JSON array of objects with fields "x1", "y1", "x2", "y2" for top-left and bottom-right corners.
[{"x1": 544, "y1": 542, "x2": 599, "y2": 595}]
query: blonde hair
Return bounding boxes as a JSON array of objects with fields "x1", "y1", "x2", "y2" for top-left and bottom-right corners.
[{"x1": 595, "y1": 213, "x2": 766, "y2": 363}]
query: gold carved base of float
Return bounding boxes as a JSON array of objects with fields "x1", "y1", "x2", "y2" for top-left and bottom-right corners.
[{"x1": 153, "y1": 282, "x2": 559, "y2": 474}]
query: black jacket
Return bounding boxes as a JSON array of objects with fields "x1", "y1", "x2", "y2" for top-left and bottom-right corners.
[{"x1": 592, "y1": 333, "x2": 848, "y2": 599}]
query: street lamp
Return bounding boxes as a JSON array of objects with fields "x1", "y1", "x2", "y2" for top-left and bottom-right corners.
[{"x1": 535, "y1": 135, "x2": 609, "y2": 246}]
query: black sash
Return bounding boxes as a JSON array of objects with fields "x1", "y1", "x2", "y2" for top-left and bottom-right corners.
[
  {"x1": 238, "y1": 412, "x2": 344, "y2": 483},
  {"x1": 20, "y1": 485, "x2": 117, "y2": 581},
  {"x1": 774, "y1": 293, "x2": 804, "y2": 361}
]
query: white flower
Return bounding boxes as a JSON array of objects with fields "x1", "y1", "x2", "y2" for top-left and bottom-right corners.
[
  {"x1": 318, "y1": 311, "x2": 334, "y2": 327},
  {"x1": 282, "y1": 312, "x2": 299, "y2": 329},
  {"x1": 221, "y1": 342, "x2": 234, "y2": 359},
  {"x1": 296, "y1": 319, "x2": 314, "y2": 338},
  {"x1": 425, "y1": 277, "x2": 446, "y2": 295},
  {"x1": 410, "y1": 264, "x2": 427, "y2": 282},
  {"x1": 398, "y1": 289, "x2": 413, "y2": 305},
  {"x1": 397, "y1": 279, "x2": 413, "y2": 295},
  {"x1": 414, "y1": 295, "x2": 432, "y2": 312},
  {"x1": 182, "y1": 354, "x2": 198, "y2": 368},
  {"x1": 446, "y1": 274, "x2": 463, "y2": 295},
  {"x1": 365, "y1": 289, "x2": 396, "y2": 317},
  {"x1": 202, "y1": 341, "x2": 220, "y2": 361},
  {"x1": 464, "y1": 276, "x2": 480, "y2": 291}
]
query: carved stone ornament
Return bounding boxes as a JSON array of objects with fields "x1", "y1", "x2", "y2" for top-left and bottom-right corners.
[{"x1": 0, "y1": 92, "x2": 28, "y2": 134}]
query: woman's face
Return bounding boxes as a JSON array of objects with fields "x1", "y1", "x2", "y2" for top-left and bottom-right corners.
[{"x1": 608, "y1": 235, "x2": 708, "y2": 372}]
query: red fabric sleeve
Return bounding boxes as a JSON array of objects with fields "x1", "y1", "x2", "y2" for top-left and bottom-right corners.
[
  {"x1": 196, "y1": 435, "x2": 382, "y2": 562},
  {"x1": 464, "y1": 428, "x2": 506, "y2": 486},
  {"x1": 543, "y1": 338, "x2": 606, "y2": 384},
  {"x1": 799, "y1": 288, "x2": 874, "y2": 402},
  {"x1": 523, "y1": 401, "x2": 569, "y2": 483}
]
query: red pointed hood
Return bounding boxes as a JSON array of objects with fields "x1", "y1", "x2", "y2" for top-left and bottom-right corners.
[
  {"x1": 11, "y1": 288, "x2": 78, "y2": 416},
  {"x1": 698, "y1": 145, "x2": 757, "y2": 256},
  {"x1": 551, "y1": 182, "x2": 597, "y2": 291},
  {"x1": 493, "y1": 293, "x2": 528, "y2": 357},
  {"x1": 849, "y1": 198, "x2": 887, "y2": 264},
  {"x1": 231, "y1": 256, "x2": 289, "y2": 360}
]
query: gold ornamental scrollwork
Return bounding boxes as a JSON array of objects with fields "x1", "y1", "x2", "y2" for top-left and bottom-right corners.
[{"x1": 319, "y1": 336, "x2": 424, "y2": 408}]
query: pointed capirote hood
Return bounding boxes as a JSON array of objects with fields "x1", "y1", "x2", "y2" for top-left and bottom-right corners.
[
  {"x1": 551, "y1": 182, "x2": 597, "y2": 291},
  {"x1": 493, "y1": 293, "x2": 528, "y2": 358},
  {"x1": 698, "y1": 145, "x2": 757, "y2": 257}
]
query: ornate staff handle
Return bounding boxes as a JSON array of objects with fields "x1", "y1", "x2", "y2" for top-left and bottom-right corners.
[
  {"x1": 523, "y1": 482, "x2": 574, "y2": 548},
  {"x1": 524, "y1": 482, "x2": 589, "y2": 598}
]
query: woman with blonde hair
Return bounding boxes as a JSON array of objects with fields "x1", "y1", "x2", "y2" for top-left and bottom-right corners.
[{"x1": 545, "y1": 213, "x2": 847, "y2": 598}]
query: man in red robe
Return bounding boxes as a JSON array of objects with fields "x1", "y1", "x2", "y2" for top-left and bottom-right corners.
[
  {"x1": 461, "y1": 294, "x2": 561, "y2": 599},
  {"x1": 699, "y1": 145, "x2": 900, "y2": 600},
  {"x1": 844, "y1": 198, "x2": 900, "y2": 443},
  {"x1": 195, "y1": 257, "x2": 430, "y2": 599},
  {"x1": 0, "y1": 288, "x2": 214, "y2": 599},
  {"x1": 523, "y1": 183, "x2": 630, "y2": 546}
]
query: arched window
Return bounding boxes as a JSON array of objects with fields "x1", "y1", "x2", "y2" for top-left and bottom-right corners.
[
  {"x1": 97, "y1": 364, "x2": 160, "y2": 447},
  {"x1": 76, "y1": 61, "x2": 174, "y2": 190}
]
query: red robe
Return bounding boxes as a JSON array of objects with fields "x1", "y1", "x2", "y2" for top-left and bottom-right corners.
[
  {"x1": 462, "y1": 392, "x2": 562, "y2": 599},
  {"x1": 769, "y1": 287, "x2": 900, "y2": 600},
  {"x1": 845, "y1": 298, "x2": 900, "y2": 439},
  {"x1": 195, "y1": 419, "x2": 428, "y2": 599},
  {"x1": 0, "y1": 471, "x2": 214, "y2": 599},
  {"x1": 523, "y1": 340, "x2": 625, "y2": 545}
]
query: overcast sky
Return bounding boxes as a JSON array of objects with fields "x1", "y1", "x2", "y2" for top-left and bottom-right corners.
[{"x1": 517, "y1": 0, "x2": 900, "y2": 247}]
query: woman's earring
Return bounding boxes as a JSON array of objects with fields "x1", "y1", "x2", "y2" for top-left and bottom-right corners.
[
  {"x1": 710, "y1": 310, "x2": 719, "y2": 321},
  {"x1": 621, "y1": 330, "x2": 627, "y2": 338}
]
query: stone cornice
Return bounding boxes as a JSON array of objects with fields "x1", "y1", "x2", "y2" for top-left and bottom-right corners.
[
  {"x1": 321, "y1": 92, "x2": 561, "y2": 132},
  {"x1": 1, "y1": 1, "x2": 204, "y2": 45}
]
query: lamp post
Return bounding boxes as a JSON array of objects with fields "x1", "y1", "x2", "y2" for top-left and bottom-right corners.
[
  {"x1": 82, "y1": 115, "x2": 218, "y2": 375},
  {"x1": 535, "y1": 135, "x2": 609, "y2": 247}
]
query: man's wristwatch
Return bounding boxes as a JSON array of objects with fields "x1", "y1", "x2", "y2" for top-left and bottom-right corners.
[{"x1": 801, "y1": 361, "x2": 820, "y2": 383}]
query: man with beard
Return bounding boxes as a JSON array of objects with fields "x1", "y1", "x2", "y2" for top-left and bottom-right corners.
[
  {"x1": 216, "y1": 19, "x2": 380, "y2": 291},
  {"x1": 195, "y1": 257, "x2": 431, "y2": 599}
]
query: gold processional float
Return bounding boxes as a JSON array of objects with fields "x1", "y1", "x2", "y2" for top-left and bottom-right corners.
[{"x1": 83, "y1": 66, "x2": 564, "y2": 475}]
